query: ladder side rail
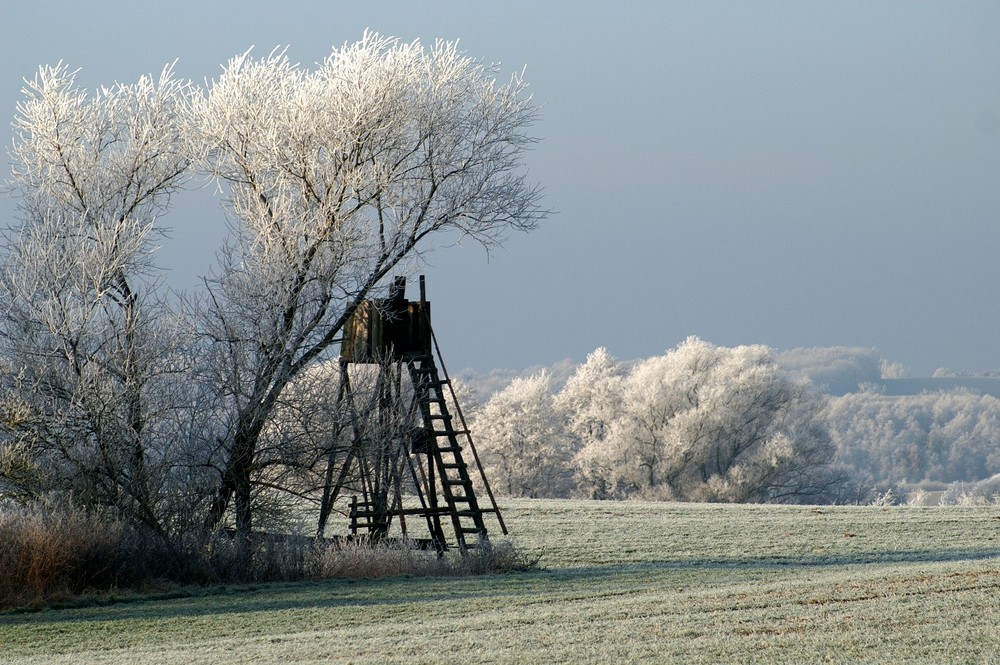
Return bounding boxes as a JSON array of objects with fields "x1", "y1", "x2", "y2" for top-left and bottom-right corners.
[{"x1": 428, "y1": 326, "x2": 509, "y2": 536}]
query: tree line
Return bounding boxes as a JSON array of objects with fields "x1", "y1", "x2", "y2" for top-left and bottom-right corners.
[{"x1": 470, "y1": 342, "x2": 1000, "y2": 502}]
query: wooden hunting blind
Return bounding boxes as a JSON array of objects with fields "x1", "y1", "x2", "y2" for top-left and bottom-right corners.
[
  {"x1": 340, "y1": 277, "x2": 432, "y2": 362},
  {"x1": 318, "y1": 276, "x2": 505, "y2": 552}
]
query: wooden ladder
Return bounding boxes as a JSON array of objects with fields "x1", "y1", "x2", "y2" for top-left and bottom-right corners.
[{"x1": 407, "y1": 354, "x2": 505, "y2": 550}]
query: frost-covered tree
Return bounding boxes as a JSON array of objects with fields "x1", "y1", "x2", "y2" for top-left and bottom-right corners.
[
  {"x1": 0, "y1": 35, "x2": 545, "y2": 539},
  {"x1": 474, "y1": 371, "x2": 574, "y2": 498},
  {"x1": 189, "y1": 34, "x2": 546, "y2": 534},
  {"x1": 576, "y1": 338, "x2": 840, "y2": 502},
  {"x1": 0, "y1": 64, "x2": 193, "y2": 530},
  {"x1": 553, "y1": 347, "x2": 624, "y2": 498}
]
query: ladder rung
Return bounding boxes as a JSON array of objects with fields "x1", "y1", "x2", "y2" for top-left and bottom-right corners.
[
  {"x1": 449, "y1": 496, "x2": 471, "y2": 502},
  {"x1": 433, "y1": 429, "x2": 468, "y2": 437}
]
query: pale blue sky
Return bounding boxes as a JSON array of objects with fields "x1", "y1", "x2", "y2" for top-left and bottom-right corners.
[{"x1": 2, "y1": 1, "x2": 999, "y2": 375}]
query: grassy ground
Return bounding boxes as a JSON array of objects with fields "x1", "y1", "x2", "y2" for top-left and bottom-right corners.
[{"x1": 3, "y1": 500, "x2": 1000, "y2": 663}]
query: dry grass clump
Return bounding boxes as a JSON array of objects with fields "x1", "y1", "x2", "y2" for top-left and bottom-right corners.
[
  {"x1": 200, "y1": 531, "x2": 315, "y2": 584},
  {"x1": 456, "y1": 539, "x2": 541, "y2": 575},
  {"x1": 0, "y1": 503, "x2": 176, "y2": 610},
  {"x1": 313, "y1": 537, "x2": 539, "y2": 580},
  {"x1": 0, "y1": 502, "x2": 538, "y2": 611},
  {"x1": 313, "y1": 538, "x2": 444, "y2": 579}
]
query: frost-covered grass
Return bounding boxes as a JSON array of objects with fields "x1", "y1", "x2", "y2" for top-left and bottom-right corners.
[{"x1": 3, "y1": 500, "x2": 1000, "y2": 663}]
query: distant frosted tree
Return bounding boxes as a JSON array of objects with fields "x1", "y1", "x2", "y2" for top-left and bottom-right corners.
[
  {"x1": 579, "y1": 338, "x2": 840, "y2": 502},
  {"x1": 879, "y1": 359, "x2": 907, "y2": 380},
  {"x1": 775, "y1": 347, "x2": 883, "y2": 395},
  {"x1": 553, "y1": 347, "x2": 624, "y2": 498},
  {"x1": 474, "y1": 372, "x2": 575, "y2": 498},
  {"x1": 189, "y1": 33, "x2": 546, "y2": 534},
  {"x1": 827, "y1": 390, "x2": 1000, "y2": 485},
  {"x1": 1, "y1": 64, "x2": 193, "y2": 530}
]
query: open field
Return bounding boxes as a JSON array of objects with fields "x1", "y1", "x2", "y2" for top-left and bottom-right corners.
[{"x1": 3, "y1": 499, "x2": 1000, "y2": 663}]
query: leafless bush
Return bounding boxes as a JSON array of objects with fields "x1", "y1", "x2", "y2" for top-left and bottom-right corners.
[
  {"x1": 198, "y1": 531, "x2": 314, "y2": 583},
  {"x1": 870, "y1": 488, "x2": 899, "y2": 507}
]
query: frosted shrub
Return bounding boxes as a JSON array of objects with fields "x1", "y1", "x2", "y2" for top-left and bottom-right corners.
[
  {"x1": 939, "y1": 482, "x2": 983, "y2": 506},
  {"x1": 938, "y1": 475, "x2": 1000, "y2": 506},
  {"x1": 870, "y1": 489, "x2": 898, "y2": 507},
  {"x1": 905, "y1": 487, "x2": 929, "y2": 506},
  {"x1": 970, "y1": 474, "x2": 1000, "y2": 504}
]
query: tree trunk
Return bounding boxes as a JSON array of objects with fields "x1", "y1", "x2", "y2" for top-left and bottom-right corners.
[{"x1": 204, "y1": 414, "x2": 264, "y2": 534}]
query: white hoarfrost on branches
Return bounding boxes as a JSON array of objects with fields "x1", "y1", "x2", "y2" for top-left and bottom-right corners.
[
  {"x1": 574, "y1": 338, "x2": 839, "y2": 502},
  {"x1": 10, "y1": 62, "x2": 192, "y2": 228},
  {"x1": 474, "y1": 371, "x2": 575, "y2": 498},
  {"x1": 464, "y1": 337, "x2": 845, "y2": 502},
  {"x1": 1, "y1": 63, "x2": 193, "y2": 530},
  {"x1": 189, "y1": 33, "x2": 546, "y2": 533},
  {"x1": 555, "y1": 347, "x2": 623, "y2": 444},
  {"x1": 552, "y1": 347, "x2": 624, "y2": 498},
  {"x1": 0, "y1": 34, "x2": 546, "y2": 540},
  {"x1": 471, "y1": 339, "x2": 844, "y2": 502}
]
